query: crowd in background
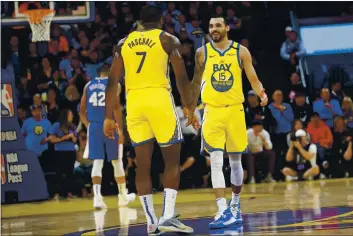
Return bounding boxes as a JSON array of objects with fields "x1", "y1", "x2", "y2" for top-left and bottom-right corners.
[{"x1": 2, "y1": 1, "x2": 353, "y2": 199}]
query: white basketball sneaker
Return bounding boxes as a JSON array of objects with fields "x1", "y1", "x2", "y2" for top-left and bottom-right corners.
[
  {"x1": 94, "y1": 196, "x2": 107, "y2": 209},
  {"x1": 118, "y1": 193, "x2": 136, "y2": 206}
]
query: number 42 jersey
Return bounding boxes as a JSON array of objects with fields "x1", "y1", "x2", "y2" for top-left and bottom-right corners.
[
  {"x1": 121, "y1": 29, "x2": 170, "y2": 93},
  {"x1": 86, "y1": 77, "x2": 108, "y2": 123}
]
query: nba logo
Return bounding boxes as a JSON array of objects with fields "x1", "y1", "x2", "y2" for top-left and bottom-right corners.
[
  {"x1": 1, "y1": 154, "x2": 6, "y2": 184},
  {"x1": 1, "y1": 84, "x2": 14, "y2": 117}
]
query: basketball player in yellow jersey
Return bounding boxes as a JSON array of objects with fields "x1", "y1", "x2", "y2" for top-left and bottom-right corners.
[
  {"x1": 191, "y1": 16, "x2": 268, "y2": 229},
  {"x1": 104, "y1": 6, "x2": 196, "y2": 235}
]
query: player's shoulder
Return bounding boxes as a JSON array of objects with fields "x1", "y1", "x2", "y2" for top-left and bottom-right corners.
[
  {"x1": 83, "y1": 80, "x2": 93, "y2": 92},
  {"x1": 238, "y1": 43, "x2": 250, "y2": 57},
  {"x1": 195, "y1": 45, "x2": 206, "y2": 56},
  {"x1": 160, "y1": 31, "x2": 181, "y2": 54}
]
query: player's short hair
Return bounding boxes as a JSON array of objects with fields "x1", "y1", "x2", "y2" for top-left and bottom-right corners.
[
  {"x1": 99, "y1": 64, "x2": 110, "y2": 75},
  {"x1": 140, "y1": 5, "x2": 162, "y2": 24},
  {"x1": 210, "y1": 15, "x2": 229, "y2": 26}
]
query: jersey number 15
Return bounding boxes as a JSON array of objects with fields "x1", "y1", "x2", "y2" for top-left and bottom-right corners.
[{"x1": 89, "y1": 92, "x2": 105, "y2": 107}]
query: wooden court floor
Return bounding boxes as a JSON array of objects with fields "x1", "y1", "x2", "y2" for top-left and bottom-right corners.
[{"x1": 2, "y1": 178, "x2": 353, "y2": 235}]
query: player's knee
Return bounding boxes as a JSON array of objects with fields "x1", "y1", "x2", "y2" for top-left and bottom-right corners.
[
  {"x1": 228, "y1": 153, "x2": 242, "y2": 171},
  {"x1": 210, "y1": 151, "x2": 224, "y2": 172},
  {"x1": 91, "y1": 160, "x2": 104, "y2": 178},
  {"x1": 210, "y1": 151, "x2": 225, "y2": 188},
  {"x1": 112, "y1": 159, "x2": 125, "y2": 178}
]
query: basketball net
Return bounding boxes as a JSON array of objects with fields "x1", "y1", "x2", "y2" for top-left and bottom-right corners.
[{"x1": 22, "y1": 9, "x2": 56, "y2": 42}]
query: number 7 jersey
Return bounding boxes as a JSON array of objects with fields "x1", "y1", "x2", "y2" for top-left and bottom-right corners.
[
  {"x1": 86, "y1": 77, "x2": 108, "y2": 123},
  {"x1": 121, "y1": 29, "x2": 170, "y2": 93}
]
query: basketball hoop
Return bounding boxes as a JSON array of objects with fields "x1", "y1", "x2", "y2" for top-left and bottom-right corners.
[{"x1": 22, "y1": 9, "x2": 56, "y2": 42}]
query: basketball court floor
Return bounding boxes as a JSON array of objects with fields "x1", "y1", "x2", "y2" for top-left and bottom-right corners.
[{"x1": 2, "y1": 178, "x2": 353, "y2": 235}]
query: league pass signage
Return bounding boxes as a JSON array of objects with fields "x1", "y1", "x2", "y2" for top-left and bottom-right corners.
[
  {"x1": 1, "y1": 64, "x2": 48, "y2": 203},
  {"x1": 1, "y1": 153, "x2": 29, "y2": 184}
]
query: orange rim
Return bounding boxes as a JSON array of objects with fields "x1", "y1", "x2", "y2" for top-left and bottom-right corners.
[{"x1": 22, "y1": 9, "x2": 55, "y2": 24}]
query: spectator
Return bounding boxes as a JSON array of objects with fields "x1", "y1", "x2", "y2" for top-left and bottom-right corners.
[
  {"x1": 10, "y1": 36, "x2": 20, "y2": 80},
  {"x1": 17, "y1": 75, "x2": 32, "y2": 106},
  {"x1": 48, "y1": 69, "x2": 68, "y2": 100},
  {"x1": 328, "y1": 116, "x2": 353, "y2": 178},
  {"x1": 49, "y1": 25, "x2": 69, "y2": 54},
  {"x1": 245, "y1": 121, "x2": 276, "y2": 184},
  {"x1": 67, "y1": 57, "x2": 90, "y2": 94},
  {"x1": 48, "y1": 109, "x2": 78, "y2": 199},
  {"x1": 17, "y1": 104, "x2": 28, "y2": 127},
  {"x1": 163, "y1": 2, "x2": 181, "y2": 19},
  {"x1": 288, "y1": 72, "x2": 306, "y2": 103},
  {"x1": 283, "y1": 129, "x2": 319, "y2": 181},
  {"x1": 46, "y1": 88, "x2": 60, "y2": 123},
  {"x1": 330, "y1": 81, "x2": 345, "y2": 104},
  {"x1": 21, "y1": 105, "x2": 51, "y2": 168},
  {"x1": 313, "y1": 88, "x2": 343, "y2": 128},
  {"x1": 269, "y1": 90, "x2": 294, "y2": 178},
  {"x1": 37, "y1": 56, "x2": 52, "y2": 95},
  {"x1": 269, "y1": 90, "x2": 294, "y2": 134},
  {"x1": 306, "y1": 113, "x2": 333, "y2": 163},
  {"x1": 84, "y1": 51, "x2": 104, "y2": 79},
  {"x1": 287, "y1": 119, "x2": 310, "y2": 147},
  {"x1": 74, "y1": 129, "x2": 93, "y2": 197},
  {"x1": 62, "y1": 84, "x2": 80, "y2": 125},
  {"x1": 186, "y1": 17, "x2": 205, "y2": 51},
  {"x1": 174, "y1": 14, "x2": 188, "y2": 34},
  {"x1": 32, "y1": 93, "x2": 47, "y2": 119},
  {"x1": 292, "y1": 91, "x2": 312, "y2": 126},
  {"x1": 245, "y1": 90, "x2": 274, "y2": 131},
  {"x1": 28, "y1": 42, "x2": 41, "y2": 70},
  {"x1": 342, "y1": 96, "x2": 353, "y2": 129},
  {"x1": 280, "y1": 29, "x2": 306, "y2": 65},
  {"x1": 226, "y1": 8, "x2": 240, "y2": 30}
]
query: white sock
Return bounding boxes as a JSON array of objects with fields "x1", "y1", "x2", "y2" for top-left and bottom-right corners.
[
  {"x1": 139, "y1": 195, "x2": 157, "y2": 225},
  {"x1": 162, "y1": 188, "x2": 178, "y2": 219},
  {"x1": 231, "y1": 192, "x2": 240, "y2": 205},
  {"x1": 118, "y1": 183, "x2": 128, "y2": 196},
  {"x1": 93, "y1": 184, "x2": 102, "y2": 197},
  {"x1": 216, "y1": 197, "x2": 227, "y2": 212}
]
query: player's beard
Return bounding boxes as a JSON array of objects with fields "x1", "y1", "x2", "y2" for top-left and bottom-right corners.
[{"x1": 211, "y1": 30, "x2": 227, "y2": 43}]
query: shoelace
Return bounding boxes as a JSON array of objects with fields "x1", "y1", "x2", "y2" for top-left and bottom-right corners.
[
  {"x1": 230, "y1": 205, "x2": 240, "y2": 216},
  {"x1": 214, "y1": 211, "x2": 225, "y2": 220}
]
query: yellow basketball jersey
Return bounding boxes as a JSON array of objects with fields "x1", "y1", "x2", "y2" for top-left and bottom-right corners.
[
  {"x1": 201, "y1": 41, "x2": 244, "y2": 107},
  {"x1": 121, "y1": 29, "x2": 170, "y2": 93}
]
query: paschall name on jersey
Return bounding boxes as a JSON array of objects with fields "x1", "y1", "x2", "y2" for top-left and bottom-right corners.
[
  {"x1": 128, "y1": 38, "x2": 156, "y2": 49},
  {"x1": 89, "y1": 83, "x2": 106, "y2": 91}
]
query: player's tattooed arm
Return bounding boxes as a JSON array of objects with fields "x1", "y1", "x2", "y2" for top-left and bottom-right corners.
[
  {"x1": 79, "y1": 82, "x2": 90, "y2": 127},
  {"x1": 191, "y1": 46, "x2": 205, "y2": 108},
  {"x1": 106, "y1": 40, "x2": 125, "y2": 120},
  {"x1": 241, "y1": 45, "x2": 268, "y2": 105},
  {"x1": 161, "y1": 32, "x2": 194, "y2": 107}
]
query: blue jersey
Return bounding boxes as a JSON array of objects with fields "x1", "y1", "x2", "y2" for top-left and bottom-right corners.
[{"x1": 86, "y1": 77, "x2": 109, "y2": 123}]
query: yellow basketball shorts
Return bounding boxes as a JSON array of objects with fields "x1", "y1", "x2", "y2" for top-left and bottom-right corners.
[
  {"x1": 126, "y1": 88, "x2": 183, "y2": 147},
  {"x1": 201, "y1": 104, "x2": 248, "y2": 154}
]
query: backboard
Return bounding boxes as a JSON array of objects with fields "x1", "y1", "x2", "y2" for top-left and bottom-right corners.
[{"x1": 1, "y1": 1, "x2": 94, "y2": 26}]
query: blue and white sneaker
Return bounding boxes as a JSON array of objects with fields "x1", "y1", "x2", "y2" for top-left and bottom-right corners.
[{"x1": 209, "y1": 201, "x2": 242, "y2": 229}]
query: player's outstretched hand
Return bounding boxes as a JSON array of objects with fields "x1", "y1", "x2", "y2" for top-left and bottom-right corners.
[
  {"x1": 259, "y1": 89, "x2": 268, "y2": 107},
  {"x1": 104, "y1": 118, "x2": 116, "y2": 139}
]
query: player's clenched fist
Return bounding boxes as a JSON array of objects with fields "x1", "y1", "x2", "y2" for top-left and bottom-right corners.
[{"x1": 103, "y1": 118, "x2": 116, "y2": 139}]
